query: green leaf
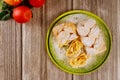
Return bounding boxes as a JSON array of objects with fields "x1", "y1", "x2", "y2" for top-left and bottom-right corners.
[
  {"x1": 2, "y1": 2, "x2": 14, "y2": 10},
  {"x1": 0, "y1": 10, "x2": 11, "y2": 20},
  {"x1": 0, "y1": 0, "x2": 3, "y2": 10},
  {"x1": 2, "y1": 2, "x2": 10, "y2": 10},
  {"x1": 0, "y1": 2, "x2": 12, "y2": 20}
]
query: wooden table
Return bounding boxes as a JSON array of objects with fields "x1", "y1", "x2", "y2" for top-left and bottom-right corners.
[{"x1": 0, "y1": 0, "x2": 119, "y2": 80}]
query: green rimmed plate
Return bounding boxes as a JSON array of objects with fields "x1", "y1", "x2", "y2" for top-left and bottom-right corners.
[{"x1": 46, "y1": 10, "x2": 112, "y2": 74}]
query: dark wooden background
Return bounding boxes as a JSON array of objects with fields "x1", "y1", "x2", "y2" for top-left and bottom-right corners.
[{"x1": 0, "y1": 0, "x2": 119, "y2": 80}]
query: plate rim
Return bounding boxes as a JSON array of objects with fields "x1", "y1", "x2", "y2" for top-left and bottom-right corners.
[{"x1": 46, "y1": 10, "x2": 112, "y2": 75}]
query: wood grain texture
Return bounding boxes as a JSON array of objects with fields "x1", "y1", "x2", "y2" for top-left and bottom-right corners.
[
  {"x1": 45, "y1": 0, "x2": 73, "y2": 80},
  {"x1": 22, "y1": 8, "x2": 45, "y2": 80},
  {"x1": 0, "y1": 0, "x2": 119, "y2": 80},
  {"x1": 117, "y1": 0, "x2": 120, "y2": 80},
  {"x1": 22, "y1": 1, "x2": 73, "y2": 80},
  {"x1": 0, "y1": 20, "x2": 22, "y2": 80}
]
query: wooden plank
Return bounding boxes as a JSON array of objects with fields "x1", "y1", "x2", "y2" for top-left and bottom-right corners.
[
  {"x1": 45, "y1": 0, "x2": 72, "y2": 80},
  {"x1": 0, "y1": 22, "x2": 4, "y2": 80},
  {"x1": 22, "y1": 8, "x2": 46, "y2": 80},
  {"x1": 0, "y1": 0, "x2": 119, "y2": 80},
  {"x1": 73, "y1": 0, "x2": 118, "y2": 80},
  {"x1": 117, "y1": 0, "x2": 120, "y2": 80},
  {"x1": 0, "y1": 20, "x2": 22, "y2": 80}
]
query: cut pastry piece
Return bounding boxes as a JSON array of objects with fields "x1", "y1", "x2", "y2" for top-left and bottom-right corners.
[
  {"x1": 63, "y1": 22, "x2": 76, "y2": 34},
  {"x1": 52, "y1": 22, "x2": 77, "y2": 37},
  {"x1": 84, "y1": 18, "x2": 96, "y2": 29},
  {"x1": 89, "y1": 26, "x2": 100, "y2": 38},
  {"x1": 57, "y1": 31, "x2": 70, "y2": 47},
  {"x1": 77, "y1": 22, "x2": 90, "y2": 36},
  {"x1": 81, "y1": 36, "x2": 95, "y2": 47},
  {"x1": 57, "y1": 31, "x2": 78, "y2": 47},
  {"x1": 52, "y1": 22, "x2": 78, "y2": 47},
  {"x1": 68, "y1": 33, "x2": 78, "y2": 41},
  {"x1": 85, "y1": 47, "x2": 98, "y2": 55},
  {"x1": 94, "y1": 35, "x2": 107, "y2": 54},
  {"x1": 66, "y1": 39, "x2": 83, "y2": 57},
  {"x1": 52, "y1": 23, "x2": 64, "y2": 37},
  {"x1": 85, "y1": 35, "x2": 106, "y2": 55},
  {"x1": 69, "y1": 52, "x2": 89, "y2": 68}
]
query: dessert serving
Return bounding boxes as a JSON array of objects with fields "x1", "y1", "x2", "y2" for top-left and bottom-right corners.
[{"x1": 46, "y1": 10, "x2": 112, "y2": 74}]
